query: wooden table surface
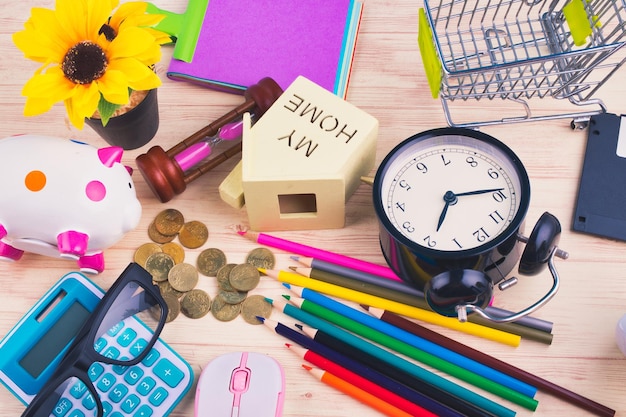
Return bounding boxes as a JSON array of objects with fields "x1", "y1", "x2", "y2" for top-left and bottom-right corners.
[{"x1": 2, "y1": 0, "x2": 626, "y2": 416}]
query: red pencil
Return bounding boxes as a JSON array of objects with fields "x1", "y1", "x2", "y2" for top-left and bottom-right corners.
[
  {"x1": 302, "y1": 365, "x2": 413, "y2": 417},
  {"x1": 287, "y1": 343, "x2": 437, "y2": 417}
]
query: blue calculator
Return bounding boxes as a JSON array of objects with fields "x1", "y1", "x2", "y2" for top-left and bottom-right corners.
[{"x1": 0, "y1": 270, "x2": 193, "y2": 416}]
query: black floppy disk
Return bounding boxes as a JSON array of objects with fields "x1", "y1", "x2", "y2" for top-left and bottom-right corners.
[{"x1": 573, "y1": 113, "x2": 626, "y2": 241}]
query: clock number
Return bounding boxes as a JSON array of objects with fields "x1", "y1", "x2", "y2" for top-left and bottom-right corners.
[
  {"x1": 398, "y1": 179, "x2": 411, "y2": 191},
  {"x1": 395, "y1": 201, "x2": 406, "y2": 212},
  {"x1": 423, "y1": 235, "x2": 436, "y2": 248},
  {"x1": 465, "y1": 156, "x2": 478, "y2": 168},
  {"x1": 402, "y1": 221, "x2": 415, "y2": 234},
  {"x1": 416, "y1": 162, "x2": 428, "y2": 174},
  {"x1": 492, "y1": 189, "x2": 507, "y2": 203},
  {"x1": 441, "y1": 154, "x2": 451, "y2": 166},
  {"x1": 452, "y1": 238, "x2": 462, "y2": 249},
  {"x1": 487, "y1": 167, "x2": 500, "y2": 179},
  {"x1": 473, "y1": 227, "x2": 490, "y2": 243},
  {"x1": 489, "y1": 210, "x2": 505, "y2": 224}
]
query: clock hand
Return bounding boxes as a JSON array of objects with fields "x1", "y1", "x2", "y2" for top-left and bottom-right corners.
[
  {"x1": 436, "y1": 191, "x2": 457, "y2": 231},
  {"x1": 455, "y1": 187, "x2": 504, "y2": 197}
]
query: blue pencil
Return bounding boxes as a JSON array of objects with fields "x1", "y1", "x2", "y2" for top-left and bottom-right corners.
[
  {"x1": 258, "y1": 317, "x2": 464, "y2": 417},
  {"x1": 267, "y1": 297, "x2": 516, "y2": 417},
  {"x1": 284, "y1": 283, "x2": 537, "y2": 398}
]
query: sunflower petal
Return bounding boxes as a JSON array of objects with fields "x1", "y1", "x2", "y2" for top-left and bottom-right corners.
[
  {"x1": 65, "y1": 82, "x2": 101, "y2": 128},
  {"x1": 97, "y1": 70, "x2": 130, "y2": 104},
  {"x1": 108, "y1": 56, "x2": 153, "y2": 82},
  {"x1": 22, "y1": 67, "x2": 75, "y2": 100}
]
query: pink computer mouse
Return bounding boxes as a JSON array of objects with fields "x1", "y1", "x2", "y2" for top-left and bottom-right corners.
[{"x1": 195, "y1": 352, "x2": 285, "y2": 417}]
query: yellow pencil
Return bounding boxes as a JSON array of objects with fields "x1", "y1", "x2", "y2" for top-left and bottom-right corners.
[{"x1": 261, "y1": 268, "x2": 521, "y2": 347}]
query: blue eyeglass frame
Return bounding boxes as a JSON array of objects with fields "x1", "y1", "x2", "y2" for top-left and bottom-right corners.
[{"x1": 20, "y1": 262, "x2": 168, "y2": 417}]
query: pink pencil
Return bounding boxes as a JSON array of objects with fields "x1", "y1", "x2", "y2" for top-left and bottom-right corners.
[{"x1": 237, "y1": 228, "x2": 402, "y2": 282}]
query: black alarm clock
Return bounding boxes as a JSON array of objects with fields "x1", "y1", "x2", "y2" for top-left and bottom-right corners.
[{"x1": 372, "y1": 127, "x2": 568, "y2": 322}]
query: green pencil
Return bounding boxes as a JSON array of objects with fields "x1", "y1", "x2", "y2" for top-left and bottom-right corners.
[
  {"x1": 267, "y1": 297, "x2": 517, "y2": 417},
  {"x1": 285, "y1": 295, "x2": 538, "y2": 411}
]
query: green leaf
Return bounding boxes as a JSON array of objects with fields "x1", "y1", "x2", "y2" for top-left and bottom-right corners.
[{"x1": 97, "y1": 96, "x2": 122, "y2": 126}]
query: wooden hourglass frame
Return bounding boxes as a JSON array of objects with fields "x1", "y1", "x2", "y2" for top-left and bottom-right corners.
[{"x1": 135, "y1": 77, "x2": 284, "y2": 203}]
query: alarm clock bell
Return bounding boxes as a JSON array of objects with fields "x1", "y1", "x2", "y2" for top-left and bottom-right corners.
[{"x1": 425, "y1": 212, "x2": 569, "y2": 322}]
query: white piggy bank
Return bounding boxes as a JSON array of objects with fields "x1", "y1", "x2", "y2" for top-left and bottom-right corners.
[{"x1": 0, "y1": 135, "x2": 142, "y2": 274}]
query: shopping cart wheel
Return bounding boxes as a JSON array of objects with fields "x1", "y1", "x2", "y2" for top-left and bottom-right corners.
[{"x1": 570, "y1": 118, "x2": 589, "y2": 130}]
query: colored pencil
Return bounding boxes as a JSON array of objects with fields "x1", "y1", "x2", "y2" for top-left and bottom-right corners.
[
  {"x1": 288, "y1": 344, "x2": 438, "y2": 417},
  {"x1": 284, "y1": 284, "x2": 537, "y2": 398},
  {"x1": 291, "y1": 266, "x2": 553, "y2": 344},
  {"x1": 238, "y1": 229, "x2": 401, "y2": 281},
  {"x1": 303, "y1": 365, "x2": 413, "y2": 417},
  {"x1": 268, "y1": 297, "x2": 515, "y2": 417},
  {"x1": 285, "y1": 294, "x2": 538, "y2": 410},
  {"x1": 259, "y1": 317, "x2": 464, "y2": 417},
  {"x1": 261, "y1": 268, "x2": 521, "y2": 347},
  {"x1": 365, "y1": 306, "x2": 616, "y2": 417},
  {"x1": 292, "y1": 255, "x2": 554, "y2": 334}
]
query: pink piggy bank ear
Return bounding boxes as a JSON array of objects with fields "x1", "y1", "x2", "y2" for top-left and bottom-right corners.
[{"x1": 98, "y1": 146, "x2": 124, "y2": 167}]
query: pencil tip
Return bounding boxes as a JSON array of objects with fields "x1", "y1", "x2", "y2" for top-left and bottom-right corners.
[
  {"x1": 255, "y1": 315, "x2": 266, "y2": 323},
  {"x1": 258, "y1": 267, "x2": 267, "y2": 274},
  {"x1": 281, "y1": 294, "x2": 291, "y2": 300},
  {"x1": 264, "y1": 297, "x2": 273, "y2": 304},
  {"x1": 282, "y1": 283, "x2": 291, "y2": 289},
  {"x1": 290, "y1": 255, "x2": 299, "y2": 261},
  {"x1": 294, "y1": 323, "x2": 303, "y2": 330},
  {"x1": 285, "y1": 343, "x2": 291, "y2": 348},
  {"x1": 288, "y1": 266, "x2": 296, "y2": 271},
  {"x1": 302, "y1": 364, "x2": 313, "y2": 371}
]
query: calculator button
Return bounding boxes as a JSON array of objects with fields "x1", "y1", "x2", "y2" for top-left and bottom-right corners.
[
  {"x1": 117, "y1": 328, "x2": 137, "y2": 348},
  {"x1": 109, "y1": 384, "x2": 129, "y2": 403},
  {"x1": 124, "y1": 366, "x2": 144, "y2": 385},
  {"x1": 82, "y1": 392, "x2": 97, "y2": 410},
  {"x1": 136, "y1": 376, "x2": 156, "y2": 396},
  {"x1": 102, "y1": 346, "x2": 121, "y2": 360},
  {"x1": 97, "y1": 373, "x2": 117, "y2": 393},
  {"x1": 68, "y1": 411, "x2": 86, "y2": 417},
  {"x1": 70, "y1": 380, "x2": 88, "y2": 399},
  {"x1": 133, "y1": 404, "x2": 153, "y2": 417},
  {"x1": 52, "y1": 397, "x2": 72, "y2": 416},
  {"x1": 107, "y1": 321, "x2": 125, "y2": 336},
  {"x1": 153, "y1": 358, "x2": 184, "y2": 387},
  {"x1": 94, "y1": 337, "x2": 107, "y2": 353},
  {"x1": 149, "y1": 387, "x2": 168, "y2": 407},
  {"x1": 102, "y1": 402, "x2": 113, "y2": 416},
  {"x1": 88, "y1": 363, "x2": 104, "y2": 382},
  {"x1": 121, "y1": 393, "x2": 141, "y2": 413},
  {"x1": 140, "y1": 347, "x2": 159, "y2": 366}
]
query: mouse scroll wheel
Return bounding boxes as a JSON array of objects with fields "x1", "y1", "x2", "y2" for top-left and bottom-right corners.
[{"x1": 230, "y1": 368, "x2": 250, "y2": 393}]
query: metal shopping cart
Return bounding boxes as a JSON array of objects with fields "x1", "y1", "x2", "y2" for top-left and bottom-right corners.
[{"x1": 418, "y1": 0, "x2": 626, "y2": 128}]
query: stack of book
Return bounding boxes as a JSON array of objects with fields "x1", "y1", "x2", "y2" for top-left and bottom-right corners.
[{"x1": 152, "y1": 0, "x2": 363, "y2": 98}]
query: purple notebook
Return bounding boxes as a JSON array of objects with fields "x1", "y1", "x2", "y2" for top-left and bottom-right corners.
[{"x1": 166, "y1": 0, "x2": 355, "y2": 95}]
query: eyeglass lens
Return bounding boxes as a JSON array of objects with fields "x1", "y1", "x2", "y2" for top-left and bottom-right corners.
[{"x1": 33, "y1": 281, "x2": 165, "y2": 417}]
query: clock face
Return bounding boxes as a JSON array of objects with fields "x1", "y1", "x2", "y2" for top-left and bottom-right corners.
[{"x1": 377, "y1": 130, "x2": 529, "y2": 253}]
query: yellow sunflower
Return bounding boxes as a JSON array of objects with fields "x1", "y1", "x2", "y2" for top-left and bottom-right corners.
[{"x1": 13, "y1": 0, "x2": 168, "y2": 129}]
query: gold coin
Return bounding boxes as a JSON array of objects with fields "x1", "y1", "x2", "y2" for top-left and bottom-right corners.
[
  {"x1": 148, "y1": 221, "x2": 176, "y2": 244},
  {"x1": 134, "y1": 243, "x2": 162, "y2": 268},
  {"x1": 210, "y1": 293, "x2": 241, "y2": 322},
  {"x1": 245, "y1": 247, "x2": 276, "y2": 270},
  {"x1": 168, "y1": 262, "x2": 199, "y2": 292},
  {"x1": 197, "y1": 248, "x2": 227, "y2": 277},
  {"x1": 162, "y1": 293, "x2": 181, "y2": 323},
  {"x1": 178, "y1": 220, "x2": 209, "y2": 249},
  {"x1": 241, "y1": 295, "x2": 273, "y2": 325},
  {"x1": 180, "y1": 289, "x2": 211, "y2": 319},
  {"x1": 161, "y1": 241, "x2": 185, "y2": 264},
  {"x1": 154, "y1": 208, "x2": 185, "y2": 236},
  {"x1": 216, "y1": 263, "x2": 237, "y2": 291},
  {"x1": 145, "y1": 252, "x2": 175, "y2": 282},
  {"x1": 229, "y1": 263, "x2": 260, "y2": 292},
  {"x1": 156, "y1": 281, "x2": 185, "y2": 299},
  {"x1": 220, "y1": 289, "x2": 248, "y2": 305}
]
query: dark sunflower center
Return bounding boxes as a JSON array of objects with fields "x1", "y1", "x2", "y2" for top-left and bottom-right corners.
[{"x1": 61, "y1": 41, "x2": 107, "y2": 84}]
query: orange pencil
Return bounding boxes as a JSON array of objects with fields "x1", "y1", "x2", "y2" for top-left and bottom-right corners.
[{"x1": 303, "y1": 365, "x2": 413, "y2": 417}]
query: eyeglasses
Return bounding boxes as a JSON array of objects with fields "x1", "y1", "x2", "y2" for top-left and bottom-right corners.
[{"x1": 21, "y1": 263, "x2": 167, "y2": 417}]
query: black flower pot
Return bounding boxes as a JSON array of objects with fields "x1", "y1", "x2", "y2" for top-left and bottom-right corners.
[{"x1": 85, "y1": 88, "x2": 159, "y2": 150}]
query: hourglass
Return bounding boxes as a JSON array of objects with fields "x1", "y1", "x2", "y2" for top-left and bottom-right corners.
[{"x1": 135, "y1": 77, "x2": 284, "y2": 203}]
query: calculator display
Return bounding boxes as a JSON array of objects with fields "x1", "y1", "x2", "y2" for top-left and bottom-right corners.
[{"x1": 19, "y1": 301, "x2": 91, "y2": 379}]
